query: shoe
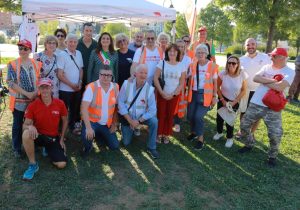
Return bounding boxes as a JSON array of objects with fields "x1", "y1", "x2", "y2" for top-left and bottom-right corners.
[
  {"x1": 213, "y1": 133, "x2": 223, "y2": 141},
  {"x1": 163, "y1": 136, "x2": 170, "y2": 144},
  {"x1": 235, "y1": 131, "x2": 242, "y2": 139},
  {"x1": 187, "y1": 133, "x2": 197, "y2": 141},
  {"x1": 225, "y1": 138, "x2": 234, "y2": 148},
  {"x1": 194, "y1": 141, "x2": 204, "y2": 150},
  {"x1": 23, "y1": 163, "x2": 39, "y2": 181},
  {"x1": 173, "y1": 124, "x2": 180, "y2": 132},
  {"x1": 238, "y1": 146, "x2": 253, "y2": 153},
  {"x1": 42, "y1": 147, "x2": 48, "y2": 157},
  {"x1": 147, "y1": 149, "x2": 159, "y2": 159},
  {"x1": 156, "y1": 136, "x2": 162, "y2": 144},
  {"x1": 80, "y1": 147, "x2": 91, "y2": 158},
  {"x1": 267, "y1": 158, "x2": 276, "y2": 167}
]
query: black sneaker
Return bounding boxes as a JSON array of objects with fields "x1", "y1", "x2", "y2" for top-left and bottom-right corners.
[
  {"x1": 267, "y1": 158, "x2": 276, "y2": 167},
  {"x1": 147, "y1": 149, "x2": 159, "y2": 159},
  {"x1": 238, "y1": 146, "x2": 253, "y2": 153},
  {"x1": 187, "y1": 133, "x2": 197, "y2": 141},
  {"x1": 80, "y1": 147, "x2": 91, "y2": 158},
  {"x1": 194, "y1": 141, "x2": 204, "y2": 150}
]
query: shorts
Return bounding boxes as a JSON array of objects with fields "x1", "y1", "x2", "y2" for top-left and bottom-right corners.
[
  {"x1": 35, "y1": 134, "x2": 67, "y2": 162},
  {"x1": 240, "y1": 91, "x2": 255, "y2": 113}
]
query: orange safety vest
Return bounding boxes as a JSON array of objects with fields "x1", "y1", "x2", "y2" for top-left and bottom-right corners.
[
  {"x1": 8, "y1": 58, "x2": 42, "y2": 112},
  {"x1": 87, "y1": 81, "x2": 119, "y2": 127},
  {"x1": 187, "y1": 61, "x2": 218, "y2": 107},
  {"x1": 176, "y1": 79, "x2": 189, "y2": 118},
  {"x1": 139, "y1": 46, "x2": 164, "y2": 64},
  {"x1": 186, "y1": 49, "x2": 195, "y2": 60}
]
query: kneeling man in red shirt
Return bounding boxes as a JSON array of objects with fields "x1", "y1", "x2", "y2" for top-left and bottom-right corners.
[{"x1": 22, "y1": 78, "x2": 68, "y2": 180}]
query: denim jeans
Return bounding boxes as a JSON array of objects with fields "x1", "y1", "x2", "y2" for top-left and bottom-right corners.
[
  {"x1": 12, "y1": 109, "x2": 25, "y2": 153},
  {"x1": 121, "y1": 117, "x2": 158, "y2": 150},
  {"x1": 81, "y1": 122, "x2": 119, "y2": 151},
  {"x1": 187, "y1": 91, "x2": 209, "y2": 136}
]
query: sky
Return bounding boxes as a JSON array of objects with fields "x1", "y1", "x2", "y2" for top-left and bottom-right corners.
[{"x1": 148, "y1": 0, "x2": 212, "y2": 13}]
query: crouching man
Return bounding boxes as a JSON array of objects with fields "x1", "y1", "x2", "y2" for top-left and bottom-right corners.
[
  {"x1": 118, "y1": 64, "x2": 159, "y2": 159},
  {"x1": 22, "y1": 78, "x2": 68, "y2": 180}
]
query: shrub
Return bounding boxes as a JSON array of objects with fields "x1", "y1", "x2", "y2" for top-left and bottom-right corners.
[{"x1": 0, "y1": 35, "x2": 6, "y2": 44}]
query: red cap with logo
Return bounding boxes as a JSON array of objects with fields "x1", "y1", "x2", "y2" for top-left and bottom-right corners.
[
  {"x1": 17, "y1": 39, "x2": 32, "y2": 50},
  {"x1": 38, "y1": 78, "x2": 53, "y2": 87},
  {"x1": 268, "y1": 48, "x2": 288, "y2": 57},
  {"x1": 198, "y1": 26, "x2": 207, "y2": 32}
]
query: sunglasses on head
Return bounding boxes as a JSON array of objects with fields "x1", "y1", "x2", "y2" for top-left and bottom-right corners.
[
  {"x1": 147, "y1": 37, "x2": 155, "y2": 41},
  {"x1": 56, "y1": 34, "x2": 65, "y2": 38},
  {"x1": 18, "y1": 46, "x2": 30, "y2": 51},
  {"x1": 227, "y1": 62, "x2": 237, "y2": 66}
]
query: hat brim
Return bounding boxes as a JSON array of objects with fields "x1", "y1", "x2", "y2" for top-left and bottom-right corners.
[{"x1": 38, "y1": 82, "x2": 52, "y2": 87}]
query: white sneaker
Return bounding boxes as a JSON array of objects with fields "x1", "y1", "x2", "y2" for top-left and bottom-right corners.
[
  {"x1": 213, "y1": 133, "x2": 223, "y2": 140},
  {"x1": 173, "y1": 124, "x2": 180, "y2": 132},
  {"x1": 225, "y1": 138, "x2": 234, "y2": 148}
]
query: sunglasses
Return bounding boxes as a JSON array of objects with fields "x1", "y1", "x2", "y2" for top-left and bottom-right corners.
[
  {"x1": 227, "y1": 62, "x2": 237, "y2": 66},
  {"x1": 100, "y1": 73, "x2": 113, "y2": 78},
  {"x1": 183, "y1": 40, "x2": 190, "y2": 43},
  {"x1": 147, "y1": 37, "x2": 155, "y2": 41},
  {"x1": 56, "y1": 34, "x2": 65, "y2": 38},
  {"x1": 18, "y1": 46, "x2": 30, "y2": 51}
]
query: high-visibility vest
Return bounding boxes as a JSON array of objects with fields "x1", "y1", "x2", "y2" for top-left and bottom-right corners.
[
  {"x1": 87, "y1": 81, "x2": 119, "y2": 127},
  {"x1": 186, "y1": 49, "x2": 195, "y2": 60},
  {"x1": 175, "y1": 79, "x2": 189, "y2": 118},
  {"x1": 8, "y1": 57, "x2": 42, "y2": 112},
  {"x1": 123, "y1": 79, "x2": 154, "y2": 118},
  {"x1": 187, "y1": 61, "x2": 218, "y2": 107},
  {"x1": 138, "y1": 46, "x2": 164, "y2": 64}
]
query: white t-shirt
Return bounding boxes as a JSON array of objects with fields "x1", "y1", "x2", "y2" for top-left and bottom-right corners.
[
  {"x1": 180, "y1": 55, "x2": 192, "y2": 73},
  {"x1": 192, "y1": 63, "x2": 218, "y2": 90},
  {"x1": 57, "y1": 49, "x2": 83, "y2": 92},
  {"x1": 251, "y1": 64, "x2": 295, "y2": 107},
  {"x1": 157, "y1": 60, "x2": 184, "y2": 94},
  {"x1": 219, "y1": 70, "x2": 248, "y2": 101},
  {"x1": 240, "y1": 52, "x2": 271, "y2": 91},
  {"x1": 133, "y1": 47, "x2": 161, "y2": 84},
  {"x1": 82, "y1": 81, "x2": 114, "y2": 125}
]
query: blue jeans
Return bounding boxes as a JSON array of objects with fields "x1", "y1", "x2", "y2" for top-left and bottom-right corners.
[
  {"x1": 187, "y1": 91, "x2": 209, "y2": 136},
  {"x1": 81, "y1": 122, "x2": 119, "y2": 151},
  {"x1": 12, "y1": 109, "x2": 25, "y2": 153},
  {"x1": 121, "y1": 117, "x2": 158, "y2": 150}
]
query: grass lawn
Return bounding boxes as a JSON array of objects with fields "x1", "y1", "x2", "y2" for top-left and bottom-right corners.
[{"x1": 0, "y1": 95, "x2": 299, "y2": 209}]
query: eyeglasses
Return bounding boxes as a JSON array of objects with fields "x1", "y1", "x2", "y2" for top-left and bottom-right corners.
[
  {"x1": 118, "y1": 39, "x2": 126, "y2": 44},
  {"x1": 18, "y1": 46, "x2": 30, "y2": 51},
  {"x1": 56, "y1": 34, "x2": 65, "y2": 38},
  {"x1": 147, "y1": 37, "x2": 155, "y2": 41},
  {"x1": 100, "y1": 73, "x2": 113, "y2": 78},
  {"x1": 227, "y1": 62, "x2": 237, "y2": 66},
  {"x1": 183, "y1": 40, "x2": 190, "y2": 43},
  {"x1": 47, "y1": 41, "x2": 57, "y2": 45}
]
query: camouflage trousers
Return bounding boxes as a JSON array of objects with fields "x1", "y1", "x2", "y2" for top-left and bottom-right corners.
[{"x1": 240, "y1": 103, "x2": 283, "y2": 158}]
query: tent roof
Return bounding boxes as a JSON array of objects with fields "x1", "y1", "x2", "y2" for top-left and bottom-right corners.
[{"x1": 22, "y1": 0, "x2": 176, "y2": 25}]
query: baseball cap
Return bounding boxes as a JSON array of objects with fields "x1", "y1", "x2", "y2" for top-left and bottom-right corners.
[
  {"x1": 17, "y1": 39, "x2": 32, "y2": 50},
  {"x1": 198, "y1": 26, "x2": 207, "y2": 32},
  {"x1": 268, "y1": 48, "x2": 288, "y2": 57},
  {"x1": 38, "y1": 78, "x2": 52, "y2": 87}
]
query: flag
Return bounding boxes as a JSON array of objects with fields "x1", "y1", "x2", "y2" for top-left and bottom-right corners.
[{"x1": 184, "y1": 0, "x2": 197, "y2": 43}]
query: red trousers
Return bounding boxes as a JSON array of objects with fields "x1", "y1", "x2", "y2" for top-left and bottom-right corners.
[{"x1": 157, "y1": 93, "x2": 179, "y2": 136}]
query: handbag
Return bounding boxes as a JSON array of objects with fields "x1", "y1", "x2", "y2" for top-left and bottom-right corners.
[
  {"x1": 195, "y1": 62, "x2": 204, "y2": 104},
  {"x1": 217, "y1": 102, "x2": 238, "y2": 126},
  {"x1": 158, "y1": 60, "x2": 165, "y2": 89}
]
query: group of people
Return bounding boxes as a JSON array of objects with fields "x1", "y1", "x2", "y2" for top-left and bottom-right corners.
[{"x1": 6, "y1": 23, "x2": 295, "y2": 181}]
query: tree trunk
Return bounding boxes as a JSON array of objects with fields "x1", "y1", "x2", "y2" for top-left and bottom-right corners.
[
  {"x1": 266, "y1": 0, "x2": 279, "y2": 53},
  {"x1": 219, "y1": 43, "x2": 222, "y2": 53}
]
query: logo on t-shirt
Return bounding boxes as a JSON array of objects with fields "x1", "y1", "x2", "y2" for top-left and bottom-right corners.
[{"x1": 52, "y1": 110, "x2": 60, "y2": 115}]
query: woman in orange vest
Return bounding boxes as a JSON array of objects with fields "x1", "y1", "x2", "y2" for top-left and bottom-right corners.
[
  {"x1": 187, "y1": 43, "x2": 218, "y2": 150},
  {"x1": 6, "y1": 40, "x2": 42, "y2": 158}
]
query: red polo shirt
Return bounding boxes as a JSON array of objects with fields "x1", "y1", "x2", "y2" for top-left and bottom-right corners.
[{"x1": 25, "y1": 97, "x2": 67, "y2": 137}]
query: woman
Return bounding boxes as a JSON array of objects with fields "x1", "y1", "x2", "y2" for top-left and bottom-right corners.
[
  {"x1": 213, "y1": 56, "x2": 247, "y2": 148},
  {"x1": 115, "y1": 33, "x2": 135, "y2": 87},
  {"x1": 187, "y1": 44, "x2": 218, "y2": 150},
  {"x1": 154, "y1": 43, "x2": 185, "y2": 144},
  {"x1": 34, "y1": 35, "x2": 60, "y2": 98},
  {"x1": 87, "y1": 32, "x2": 118, "y2": 84},
  {"x1": 54, "y1": 28, "x2": 67, "y2": 52},
  {"x1": 157, "y1": 32, "x2": 170, "y2": 53}
]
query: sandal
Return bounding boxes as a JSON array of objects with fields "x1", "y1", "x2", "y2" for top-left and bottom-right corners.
[
  {"x1": 163, "y1": 136, "x2": 170, "y2": 144},
  {"x1": 156, "y1": 136, "x2": 163, "y2": 144}
]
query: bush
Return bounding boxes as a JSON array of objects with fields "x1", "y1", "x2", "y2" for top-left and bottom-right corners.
[
  {"x1": 225, "y1": 44, "x2": 244, "y2": 55},
  {"x1": 0, "y1": 35, "x2": 6, "y2": 44}
]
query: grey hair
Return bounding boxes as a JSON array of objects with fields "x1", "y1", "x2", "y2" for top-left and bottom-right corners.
[
  {"x1": 115, "y1": 33, "x2": 130, "y2": 48},
  {"x1": 145, "y1": 30, "x2": 156, "y2": 37},
  {"x1": 157, "y1": 32, "x2": 170, "y2": 43},
  {"x1": 195, "y1": 43, "x2": 209, "y2": 55},
  {"x1": 135, "y1": 64, "x2": 148, "y2": 73},
  {"x1": 65, "y1": 33, "x2": 78, "y2": 42}
]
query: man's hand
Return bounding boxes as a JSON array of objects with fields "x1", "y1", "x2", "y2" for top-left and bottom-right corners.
[
  {"x1": 26, "y1": 90, "x2": 38, "y2": 100},
  {"x1": 130, "y1": 119, "x2": 140, "y2": 130},
  {"x1": 28, "y1": 125, "x2": 38, "y2": 139},
  {"x1": 86, "y1": 127, "x2": 95, "y2": 141},
  {"x1": 109, "y1": 123, "x2": 117, "y2": 133},
  {"x1": 211, "y1": 97, "x2": 218, "y2": 107},
  {"x1": 59, "y1": 137, "x2": 66, "y2": 151}
]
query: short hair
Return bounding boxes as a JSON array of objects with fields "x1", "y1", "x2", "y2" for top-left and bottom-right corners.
[
  {"x1": 195, "y1": 43, "x2": 209, "y2": 55},
  {"x1": 181, "y1": 35, "x2": 190, "y2": 40},
  {"x1": 99, "y1": 65, "x2": 112, "y2": 73},
  {"x1": 164, "y1": 43, "x2": 181, "y2": 62},
  {"x1": 145, "y1": 30, "x2": 156, "y2": 37},
  {"x1": 135, "y1": 64, "x2": 148, "y2": 73},
  {"x1": 82, "y1": 22, "x2": 93, "y2": 31},
  {"x1": 44, "y1": 35, "x2": 58, "y2": 48},
  {"x1": 225, "y1": 55, "x2": 241, "y2": 76},
  {"x1": 54, "y1": 28, "x2": 67, "y2": 37},
  {"x1": 157, "y1": 32, "x2": 170, "y2": 43},
  {"x1": 115, "y1": 33, "x2": 130, "y2": 48},
  {"x1": 176, "y1": 39, "x2": 185, "y2": 45},
  {"x1": 134, "y1": 31, "x2": 144, "y2": 38},
  {"x1": 65, "y1": 33, "x2": 78, "y2": 42}
]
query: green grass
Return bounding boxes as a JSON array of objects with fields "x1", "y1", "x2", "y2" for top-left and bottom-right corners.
[
  {"x1": 0, "y1": 57, "x2": 14, "y2": 65},
  {"x1": 0, "y1": 100, "x2": 299, "y2": 209}
]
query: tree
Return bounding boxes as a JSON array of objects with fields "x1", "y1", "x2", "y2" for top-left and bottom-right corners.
[
  {"x1": 216, "y1": 0, "x2": 300, "y2": 52},
  {"x1": 163, "y1": 13, "x2": 189, "y2": 40},
  {"x1": 38, "y1": 21, "x2": 59, "y2": 36},
  {"x1": 101, "y1": 23, "x2": 129, "y2": 37},
  {"x1": 0, "y1": 0, "x2": 21, "y2": 15}
]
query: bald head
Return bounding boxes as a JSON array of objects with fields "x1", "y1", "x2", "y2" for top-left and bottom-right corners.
[{"x1": 245, "y1": 38, "x2": 257, "y2": 55}]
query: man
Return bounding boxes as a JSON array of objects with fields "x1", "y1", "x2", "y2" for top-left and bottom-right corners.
[
  {"x1": 128, "y1": 31, "x2": 144, "y2": 52},
  {"x1": 131, "y1": 30, "x2": 163, "y2": 84},
  {"x1": 118, "y1": 64, "x2": 159, "y2": 159},
  {"x1": 76, "y1": 22, "x2": 97, "y2": 89},
  {"x1": 57, "y1": 34, "x2": 83, "y2": 135},
  {"x1": 238, "y1": 48, "x2": 295, "y2": 167},
  {"x1": 6, "y1": 39, "x2": 42, "y2": 157},
  {"x1": 22, "y1": 78, "x2": 68, "y2": 180},
  {"x1": 238, "y1": 38, "x2": 271, "y2": 139},
  {"x1": 191, "y1": 26, "x2": 216, "y2": 62},
  {"x1": 287, "y1": 55, "x2": 300, "y2": 102},
  {"x1": 80, "y1": 66, "x2": 119, "y2": 157}
]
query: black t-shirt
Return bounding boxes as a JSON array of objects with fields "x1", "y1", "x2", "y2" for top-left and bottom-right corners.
[{"x1": 117, "y1": 49, "x2": 135, "y2": 87}]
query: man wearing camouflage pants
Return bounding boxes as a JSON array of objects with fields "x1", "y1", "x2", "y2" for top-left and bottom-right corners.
[{"x1": 238, "y1": 48, "x2": 295, "y2": 167}]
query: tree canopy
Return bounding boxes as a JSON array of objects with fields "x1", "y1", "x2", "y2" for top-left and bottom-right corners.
[{"x1": 0, "y1": 0, "x2": 22, "y2": 15}]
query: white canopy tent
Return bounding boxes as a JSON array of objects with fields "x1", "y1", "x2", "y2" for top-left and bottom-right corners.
[{"x1": 22, "y1": 0, "x2": 176, "y2": 25}]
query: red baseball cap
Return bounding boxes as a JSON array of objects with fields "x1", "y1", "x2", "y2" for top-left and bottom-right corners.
[
  {"x1": 198, "y1": 26, "x2": 207, "y2": 32},
  {"x1": 268, "y1": 48, "x2": 288, "y2": 57},
  {"x1": 17, "y1": 39, "x2": 32, "y2": 50},
  {"x1": 38, "y1": 78, "x2": 53, "y2": 87}
]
